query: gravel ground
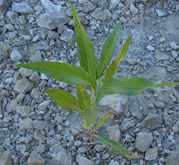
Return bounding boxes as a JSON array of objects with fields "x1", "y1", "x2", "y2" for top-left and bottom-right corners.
[{"x1": 0, "y1": 0, "x2": 179, "y2": 165}]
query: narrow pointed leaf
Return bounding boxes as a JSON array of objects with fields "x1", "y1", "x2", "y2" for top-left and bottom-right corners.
[
  {"x1": 103, "y1": 77, "x2": 179, "y2": 96},
  {"x1": 98, "y1": 23, "x2": 120, "y2": 78},
  {"x1": 95, "y1": 112, "x2": 112, "y2": 131},
  {"x1": 16, "y1": 62, "x2": 91, "y2": 86},
  {"x1": 44, "y1": 88, "x2": 82, "y2": 112},
  {"x1": 95, "y1": 135, "x2": 142, "y2": 159},
  {"x1": 81, "y1": 104, "x2": 99, "y2": 129},
  {"x1": 104, "y1": 35, "x2": 132, "y2": 80},
  {"x1": 69, "y1": 3, "x2": 98, "y2": 84},
  {"x1": 76, "y1": 85, "x2": 91, "y2": 108},
  {"x1": 96, "y1": 79, "x2": 104, "y2": 104}
]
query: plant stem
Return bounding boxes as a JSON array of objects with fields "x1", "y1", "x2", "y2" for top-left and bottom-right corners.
[{"x1": 91, "y1": 88, "x2": 96, "y2": 104}]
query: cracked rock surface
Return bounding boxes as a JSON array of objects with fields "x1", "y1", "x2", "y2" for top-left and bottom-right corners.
[{"x1": 0, "y1": 0, "x2": 179, "y2": 164}]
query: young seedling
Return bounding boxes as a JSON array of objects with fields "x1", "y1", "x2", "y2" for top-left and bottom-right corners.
[{"x1": 16, "y1": 3, "x2": 179, "y2": 159}]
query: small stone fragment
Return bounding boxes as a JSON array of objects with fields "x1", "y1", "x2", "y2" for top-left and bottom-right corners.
[
  {"x1": 60, "y1": 28, "x2": 74, "y2": 42},
  {"x1": 170, "y1": 42, "x2": 178, "y2": 50},
  {"x1": 30, "y1": 51, "x2": 42, "y2": 62},
  {"x1": 145, "y1": 148, "x2": 158, "y2": 160},
  {"x1": 38, "y1": 100, "x2": 51, "y2": 111},
  {"x1": 47, "y1": 30, "x2": 59, "y2": 39},
  {"x1": 16, "y1": 106, "x2": 31, "y2": 117},
  {"x1": 32, "y1": 120, "x2": 47, "y2": 130},
  {"x1": 6, "y1": 99, "x2": 17, "y2": 112},
  {"x1": 142, "y1": 113, "x2": 163, "y2": 130},
  {"x1": 109, "y1": 160, "x2": 119, "y2": 165},
  {"x1": 171, "y1": 51, "x2": 178, "y2": 58},
  {"x1": 92, "y1": 8, "x2": 112, "y2": 21},
  {"x1": 106, "y1": 124, "x2": 121, "y2": 142},
  {"x1": 136, "y1": 132, "x2": 153, "y2": 152},
  {"x1": 154, "y1": 101, "x2": 165, "y2": 109},
  {"x1": 76, "y1": 154, "x2": 95, "y2": 165},
  {"x1": 155, "y1": 49, "x2": 169, "y2": 61},
  {"x1": 0, "y1": 41, "x2": 11, "y2": 58},
  {"x1": 147, "y1": 45, "x2": 155, "y2": 51},
  {"x1": 99, "y1": 94, "x2": 129, "y2": 116},
  {"x1": 82, "y1": 2, "x2": 95, "y2": 13},
  {"x1": 10, "y1": 48, "x2": 22, "y2": 62},
  {"x1": 19, "y1": 117, "x2": 33, "y2": 130},
  {"x1": 19, "y1": 68, "x2": 33, "y2": 77},
  {"x1": 156, "y1": 9, "x2": 167, "y2": 17},
  {"x1": 0, "y1": 0, "x2": 11, "y2": 13},
  {"x1": 130, "y1": 4, "x2": 138, "y2": 14},
  {"x1": 28, "y1": 151, "x2": 45, "y2": 165},
  {"x1": 0, "y1": 146, "x2": 13, "y2": 165},
  {"x1": 12, "y1": 2, "x2": 34, "y2": 14},
  {"x1": 14, "y1": 78, "x2": 33, "y2": 93},
  {"x1": 120, "y1": 118, "x2": 135, "y2": 132}
]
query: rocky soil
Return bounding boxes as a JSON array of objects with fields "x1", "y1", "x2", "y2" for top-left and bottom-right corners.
[{"x1": 0, "y1": 0, "x2": 179, "y2": 165}]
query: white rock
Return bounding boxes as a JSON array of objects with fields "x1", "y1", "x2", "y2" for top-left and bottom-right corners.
[
  {"x1": 106, "y1": 124, "x2": 121, "y2": 142},
  {"x1": 156, "y1": 9, "x2": 167, "y2": 17},
  {"x1": 76, "y1": 154, "x2": 95, "y2": 165},
  {"x1": 136, "y1": 132, "x2": 153, "y2": 152},
  {"x1": 99, "y1": 94, "x2": 129, "y2": 116},
  {"x1": 109, "y1": 160, "x2": 119, "y2": 165},
  {"x1": 130, "y1": 4, "x2": 138, "y2": 14},
  {"x1": 40, "y1": 0, "x2": 61, "y2": 12},
  {"x1": 10, "y1": 48, "x2": 22, "y2": 62},
  {"x1": 40, "y1": 73, "x2": 49, "y2": 80},
  {"x1": 60, "y1": 82, "x2": 68, "y2": 88},
  {"x1": 170, "y1": 42, "x2": 178, "y2": 50},
  {"x1": 147, "y1": 45, "x2": 155, "y2": 51}
]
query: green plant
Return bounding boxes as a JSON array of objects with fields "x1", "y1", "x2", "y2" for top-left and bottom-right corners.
[{"x1": 16, "y1": 3, "x2": 179, "y2": 159}]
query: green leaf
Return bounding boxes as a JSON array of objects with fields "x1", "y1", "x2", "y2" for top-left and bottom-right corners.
[
  {"x1": 103, "y1": 77, "x2": 179, "y2": 96},
  {"x1": 44, "y1": 88, "x2": 82, "y2": 112},
  {"x1": 95, "y1": 79, "x2": 104, "y2": 104},
  {"x1": 95, "y1": 135, "x2": 142, "y2": 159},
  {"x1": 95, "y1": 112, "x2": 112, "y2": 131},
  {"x1": 16, "y1": 62, "x2": 91, "y2": 86},
  {"x1": 69, "y1": 3, "x2": 98, "y2": 85},
  {"x1": 76, "y1": 85, "x2": 91, "y2": 108},
  {"x1": 98, "y1": 23, "x2": 120, "y2": 78},
  {"x1": 81, "y1": 104, "x2": 99, "y2": 129},
  {"x1": 104, "y1": 35, "x2": 132, "y2": 80}
]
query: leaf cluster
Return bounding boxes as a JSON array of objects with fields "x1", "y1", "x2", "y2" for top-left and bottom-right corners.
[{"x1": 16, "y1": 3, "x2": 179, "y2": 159}]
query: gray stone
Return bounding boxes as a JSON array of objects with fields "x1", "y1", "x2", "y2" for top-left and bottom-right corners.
[
  {"x1": 28, "y1": 151, "x2": 45, "y2": 165},
  {"x1": 147, "y1": 45, "x2": 155, "y2": 51},
  {"x1": 136, "y1": 132, "x2": 153, "y2": 152},
  {"x1": 74, "y1": 140, "x2": 82, "y2": 147},
  {"x1": 30, "y1": 51, "x2": 42, "y2": 62},
  {"x1": 106, "y1": 124, "x2": 121, "y2": 142},
  {"x1": 171, "y1": 51, "x2": 178, "y2": 58},
  {"x1": 79, "y1": 0, "x2": 88, "y2": 4},
  {"x1": 0, "y1": 146, "x2": 12, "y2": 165},
  {"x1": 47, "y1": 31, "x2": 59, "y2": 39},
  {"x1": 10, "y1": 48, "x2": 22, "y2": 62},
  {"x1": 142, "y1": 113, "x2": 163, "y2": 130},
  {"x1": 130, "y1": 4, "x2": 138, "y2": 14},
  {"x1": 12, "y1": 2, "x2": 34, "y2": 14},
  {"x1": 94, "y1": 144, "x2": 106, "y2": 152},
  {"x1": 156, "y1": 9, "x2": 167, "y2": 17},
  {"x1": 76, "y1": 154, "x2": 95, "y2": 165},
  {"x1": 38, "y1": 100, "x2": 51, "y2": 111},
  {"x1": 6, "y1": 99, "x2": 17, "y2": 112},
  {"x1": 19, "y1": 117, "x2": 33, "y2": 130},
  {"x1": 154, "y1": 101, "x2": 165, "y2": 109},
  {"x1": 16, "y1": 106, "x2": 31, "y2": 117},
  {"x1": 7, "y1": 11, "x2": 19, "y2": 20},
  {"x1": 92, "y1": 8, "x2": 112, "y2": 21},
  {"x1": 170, "y1": 42, "x2": 178, "y2": 50},
  {"x1": 0, "y1": 41, "x2": 11, "y2": 59},
  {"x1": 32, "y1": 120, "x2": 47, "y2": 130},
  {"x1": 37, "y1": 12, "x2": 70, "y2": 30},
  {"x1": 111, "y1": 0, "x2": 120, "y2": 5},
  {"x1": 29, "y1": 72, "x2": 40, "y2": 83},
  {"x1": 19, "y1": 68, "x2": 33, "y2": 77},
  {"x1": 155, "y1": 49, "x2": 169, "y2": 61},
  {"x1": 109, "y1": 160, "x2": 119, "y2": 165},
  {"x1": 31, "y1": 88, "x2": 41, "y2": 99},
  {"x1": 60, "y1": 28, "x2": 74, "y2": 42},
  {"x1": 14, "y1": 78, "x2": 33, "y2": 93},
  {"x1": 120, "y1": 118, "x2": 135, "y2": 132},
  {"x1": 99, "y1": 94, "x2": 129, "y2": 116},
  {"x1": 145, "y1": 148, "x2": 158, "y2": 160},
  {"x1": 48, "y1": 145, "x2": 72, "y2": 165},
  {"x1": 82, "y1": 2, "x2": 95, "y2": 13},
  {"x1": 0, "y1": 0, "x2": 11, "y2": 13},
  {"x1": 125, "y1": 134, "x2": 135, "y2": 142},
  {"x1": 127, "y1": 59, "x2": 137, "y2": 65}
]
